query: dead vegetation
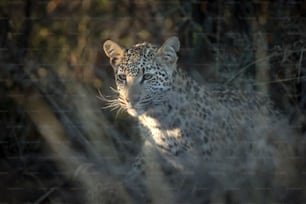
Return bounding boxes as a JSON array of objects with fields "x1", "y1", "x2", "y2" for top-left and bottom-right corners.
[{"x1": 0, "y1": 0, "x2": 306, "y2": 203}]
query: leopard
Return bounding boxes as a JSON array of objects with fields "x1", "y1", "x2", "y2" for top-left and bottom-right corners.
[{"x1": 102, "y1": 36, "x2": 297, "y2": 203}]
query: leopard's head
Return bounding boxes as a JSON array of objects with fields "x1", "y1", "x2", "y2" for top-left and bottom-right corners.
[{"x1": 103, "y1": 36, "x2": 180, "y2": 116}]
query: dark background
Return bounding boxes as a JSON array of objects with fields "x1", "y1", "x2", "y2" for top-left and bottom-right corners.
[{"x1": 0, "y1": 0, "x2": 306, "y2": 203}]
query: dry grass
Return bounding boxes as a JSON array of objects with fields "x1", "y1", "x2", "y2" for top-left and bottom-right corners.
[{"x1": 0, "y1": 0, "x2": 306, "y2": 203}]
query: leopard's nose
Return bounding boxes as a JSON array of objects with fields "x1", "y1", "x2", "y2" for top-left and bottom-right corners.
[
  {"x1": 130, "y1": 94, "x2": 140, "y2": 104},
  {"x1": 125, "y1": 94, "x2": 139, "y2": 106},
  {"x1": 128, "y1": 84, "x2": 142, "y2": 104}
]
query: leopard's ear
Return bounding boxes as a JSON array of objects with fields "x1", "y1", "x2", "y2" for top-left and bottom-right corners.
[
  {"x1": 157, "y1": 36, "x2": 180, "y2": 65},
  {"x1": 103, "y1": 40, "x2": 124, "y2": 67}
]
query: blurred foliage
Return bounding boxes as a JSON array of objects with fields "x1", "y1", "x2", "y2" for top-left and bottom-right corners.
[{"x1": 0, "y1": 0, "x2": 306, "y2": 203}]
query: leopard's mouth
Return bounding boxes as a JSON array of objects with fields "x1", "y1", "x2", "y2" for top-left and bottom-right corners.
[
  {"x1": 126, "y1": 107, "x2": 138, "y2": 117},
  {"x1": 126, "y1": 99, "x2": 153, "y2": 116}
]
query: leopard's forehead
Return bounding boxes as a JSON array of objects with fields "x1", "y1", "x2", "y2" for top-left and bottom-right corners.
[{"x1": 118, "y1": 43, "x2": 158, "y2": 75}]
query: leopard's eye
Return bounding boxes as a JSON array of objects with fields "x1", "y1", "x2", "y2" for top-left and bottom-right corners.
[
  {"x1": 143, "y1": 73, "x2": 153, "y2": 80},
  {"x1": 117, "y1": 74, "x2": 126, "y2": 81}
]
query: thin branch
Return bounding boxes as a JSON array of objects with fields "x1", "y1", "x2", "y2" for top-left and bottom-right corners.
[{"x1": 225, "y1": 53, "x2": 277, "y2": 85}]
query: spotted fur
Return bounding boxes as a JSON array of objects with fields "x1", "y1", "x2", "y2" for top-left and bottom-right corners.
[
  {"x1": 102, "y1": 36, "x2": 296, "y2": 202},
  {"x1": 103, "y1": 36, "x2": 282, "y2": 159}
]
